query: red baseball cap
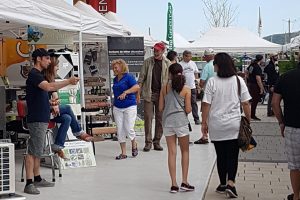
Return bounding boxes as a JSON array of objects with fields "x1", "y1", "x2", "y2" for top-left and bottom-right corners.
[{"x1": 153, "y1": 42, "x2": 165, "y2": 51}]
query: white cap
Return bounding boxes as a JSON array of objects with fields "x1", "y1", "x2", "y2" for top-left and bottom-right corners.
[{"x1": 204, "y1": 48, "x2": 214, "y2": 56}]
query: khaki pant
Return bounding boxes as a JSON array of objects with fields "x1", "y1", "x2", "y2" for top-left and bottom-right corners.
[{"x1": 144, "y1": 93, "x2": 163, "y2": 145}]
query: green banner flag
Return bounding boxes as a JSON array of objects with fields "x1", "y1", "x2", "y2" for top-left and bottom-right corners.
[{"x1": 166, "y1": 2, "x2": 174, "y2": 50}]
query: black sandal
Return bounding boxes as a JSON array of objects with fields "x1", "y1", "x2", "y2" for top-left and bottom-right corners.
[
  {"x1": 132, "y1": 147, "x2": 138, "y2": 157},
  {"x1": 132, "y1": 142, "x2": 138, "y2": 157},
  {"x1": 115, "y1": 154, "x2": 127, "y2": 160}
]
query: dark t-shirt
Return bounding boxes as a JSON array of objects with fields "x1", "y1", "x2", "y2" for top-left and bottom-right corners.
[
  {"x1": 26, "y1": 68, "x2": 50, "y2": 123},
  {"x1": 274, "y1": 64, "x2": 300, "y2": 128},
  {"x1": 113, "y1": 73, "x2": 137, "y2": 108},
  {"x1": 151, "y1": 59, "x2": 162, "y2": 93},
  {"x1": 247, "y1": 63, "x2": 262, "y2": 85},
  {"x1": 264, "y1": 61, "x2": 279, "y2": 86}
]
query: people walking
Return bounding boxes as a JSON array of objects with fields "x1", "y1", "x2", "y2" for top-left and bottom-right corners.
[
  {"x1": 264, "y1": 54, "x2": 279, "y2": 116},
  {"x1": 201, "y1": 53, "x2": 251, "y2": 198},
  {"x1": 159, "y1": 63, "x2": 194, "y2": 193},
  {"x1": 246, "y1": 55, "x2": 264, "y2": 121},
  {"x1": 272, "y1": 58, "x2": 300, "y2": 200},
  {"x1": 112, "y1": 59, "x2": 139, "y2": 160},
  {"x1": 166, "y1": 50, "x2": 178, "y2": 64},
  {"x1": 179, "y1": 50, "x2": 200, "y2": 125},
  {"x1": 137, "y1": 42, "x2": 171, "y2": 152},
  {"x1": 194, "y1": 48, "x2": 216, "y2": 144}
]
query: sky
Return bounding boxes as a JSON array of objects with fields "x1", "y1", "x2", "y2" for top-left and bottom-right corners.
[{"x1": 65, "y1": 0, "x2": 300, "y2": 41}]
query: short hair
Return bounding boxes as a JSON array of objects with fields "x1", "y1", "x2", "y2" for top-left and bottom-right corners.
[
  {"x1": 32, "y1": 48, "x2": 50, "y2": 64},
  {"x1": 111, "y1": 59, "x2": 129, "y2": 74},
  {"x1": 166, "y1": 50, "x2": 178, "y2": 62},
  {"x1": 214, "y1": 52, "x2": 236, "y2": 78},
  {"x1": 183, "y1": 50, "x2": 192, "y2": 56}
]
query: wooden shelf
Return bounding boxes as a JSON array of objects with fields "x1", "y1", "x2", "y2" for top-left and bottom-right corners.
[
  {"x1": 84, "y1": 82, "x2": 105, "y2": 87},
  {"x1": 90, "y1": 115, "x2": 111, "y2": 121},
  {"x1": 85, "y1": 102, "x2": 110, "y2": 109},
  {"x1": 84, "y1": 94, "x2": 107, "y2": 101},
  {"x1": 92, "y1": 127, "x2": 117, "y2": 135},
  {"x1": 84, "y1": 77, "x2": 106, "y2": 82}
]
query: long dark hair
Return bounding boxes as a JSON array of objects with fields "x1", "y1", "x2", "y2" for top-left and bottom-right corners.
[
  {"x1": 169, "y1": 63, "x2": 186, "y2": 93},
  {"x1": 44, "y1": 56, "x2": 59, "y2": 82},
  {"x1": 214, "y1": 52, "x2": 236, "y2": 78}
]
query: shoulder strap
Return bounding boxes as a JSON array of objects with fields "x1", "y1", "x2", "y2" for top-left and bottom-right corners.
[
  {"x1": 171, "y1": 89, "x2": 187, "y2": 115},
  {"x1": 235, "y1": 76, "x2": 243, "y2": 113}
]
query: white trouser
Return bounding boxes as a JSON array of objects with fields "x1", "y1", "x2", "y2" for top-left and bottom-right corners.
[{"x1": 113, "y1": 105, "x2": 137, "y2": 143}]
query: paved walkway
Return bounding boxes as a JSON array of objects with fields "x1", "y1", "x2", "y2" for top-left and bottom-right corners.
[
  {"x1": 11, "y1": 103, "x2": 291, "y2": 200},
  {"x1": 13, "y1": 118, "x2": 216, "y2": 200},
  {"x1": 204, "y1": 104, "x2": 292, "y2": 200}
]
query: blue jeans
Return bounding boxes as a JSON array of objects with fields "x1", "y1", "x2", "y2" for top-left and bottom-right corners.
[{"x1": 51, "y1": 104, "x2": 82, "y2": 149}]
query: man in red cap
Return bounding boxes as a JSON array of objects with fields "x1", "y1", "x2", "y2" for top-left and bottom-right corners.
[{"x1": 137, "y1": 42, "x2": 171, "y2": 151}]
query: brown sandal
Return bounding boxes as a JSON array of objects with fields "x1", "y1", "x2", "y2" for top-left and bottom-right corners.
[{"x1": 77, "y1": 133, "x2": 94, "y2": 142}]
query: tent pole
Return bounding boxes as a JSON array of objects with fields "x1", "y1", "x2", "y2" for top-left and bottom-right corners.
[{"x1": 79, "y1": 31, "x2": 86, "y2": 131}]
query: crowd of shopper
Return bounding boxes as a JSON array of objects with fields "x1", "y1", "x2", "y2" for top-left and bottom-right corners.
[{"x1": 23, "y1": 44, "x2": 299, "y2": 200}]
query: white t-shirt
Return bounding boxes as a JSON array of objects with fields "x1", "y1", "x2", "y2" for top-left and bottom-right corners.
[
  {"x1": 202, "y1": 76, "x2": 251, "y2": 141},
  {"x1": 179, "y1": 60, "x2": 199, "y2": 89}
]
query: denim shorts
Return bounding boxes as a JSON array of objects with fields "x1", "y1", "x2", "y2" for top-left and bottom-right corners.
[
  {"x1": 27, "y1": 122, "x2": 48, "y2": 158},
  {"x1": 163, "y1": 126, "x2": 189, "y2": 138}
]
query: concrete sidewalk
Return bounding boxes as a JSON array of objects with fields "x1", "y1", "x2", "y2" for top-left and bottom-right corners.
[
  {"x1": 204, "y1": 104, "x2": 292, "y2": 200},
  {"x1": 12, "y1": 103, "x2": 291, "y2": 200},
  {"x1": 13, "y1": 120, "x2": 216, "y2": 200}
]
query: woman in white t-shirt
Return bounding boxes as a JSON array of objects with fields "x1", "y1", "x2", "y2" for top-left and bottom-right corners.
[{"x1": 201, "y1": 53, "x2": 251, "y2": 198}]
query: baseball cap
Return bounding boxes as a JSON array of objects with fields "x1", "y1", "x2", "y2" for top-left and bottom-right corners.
[
  {"x1": 32, "y1": 48, "x2": 50, "y2": 58},
  {"x1": 204, "y1": 48, "x2": 214, "y2": 56},
  {"x1": 269, "y1": 53, "x2": 278, "y2": 58},
  {"x1": 153, "y1": 42, "x2": 166, "y2": 51}
]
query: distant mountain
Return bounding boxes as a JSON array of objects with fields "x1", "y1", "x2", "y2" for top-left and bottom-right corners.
[{"x1": 264, "y1": 31, "x2": 300, "y2": 45}]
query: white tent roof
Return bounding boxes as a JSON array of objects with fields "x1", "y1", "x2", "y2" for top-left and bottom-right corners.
[
  {"x1": 0, "y1": 0, "x2": 81, "y2": 33},
  {"x1": 74, "y1": 1, "x2": 123, "y2": 37},
  {"x1": 0, "y1": 0, "x2": 123, "y2": 38},
  {"x1": 48, "y1": 0, "x2": 122, "y2": 36},
  {"x1": 190, "y1": 27, "x2": 281, "y2": 53},
  {"x1": 103, "y1": 11, "x2": 156, "y2": 47},
  {"x1": 290, "y1": 35, "x2": 300, "y2": 48},
  {"x1": 173, "y1": 32, "x2": 193, "y2": 53}
]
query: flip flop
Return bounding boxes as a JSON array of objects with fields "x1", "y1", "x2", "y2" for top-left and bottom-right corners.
[{"x1": 115, "y1": 154, "x2": 127, "y2": 160}]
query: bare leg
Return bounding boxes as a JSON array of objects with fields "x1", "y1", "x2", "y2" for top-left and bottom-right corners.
[
  {"x1": 33, "y1": 157, "x2": 41, "y2": 176},
  {"x1": 178, "y1": 135, "x2": 190, "y2": 184},
  {"x1": 290, "y1": 169, "x2": 300, "y2": 200},
  {"x1": 25, "y1": 154, "x2": 35, "y2": 179},
  {"x1": 166, "y1": 135, "x2": 177, "y2": 186},
  {"x1": 120, "y1": 142, "x2": 126, "y2": 155},
  {"x1": 131, "y1": 139, "x2": 137, "y2": 149}
]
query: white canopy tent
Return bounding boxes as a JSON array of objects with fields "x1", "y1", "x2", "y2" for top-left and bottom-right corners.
[
  {"x1": 0, "y1": 0, "x2": 81, "y2": 35},
  {"x1": 47, "y1": 0, "x2": 123, "y2": 37},
  {"x1": 173, "y1": 32, "x2": 193, "y2": 53},
  {"x1": 190, "y1": 27, "x2": 281, "y2": 54},
  {"x1": 0, "y1": 0, "x2": 124, "y2": 128},
  {"x1": 74, "y1": 1, "x2": 124, "y2": 38},
  {"x1": 103, "y1": 11, "x2": 157, "y2": 47},
  {"x1": 74, "y1": 1, "x2": 125, "y2": 42}
]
